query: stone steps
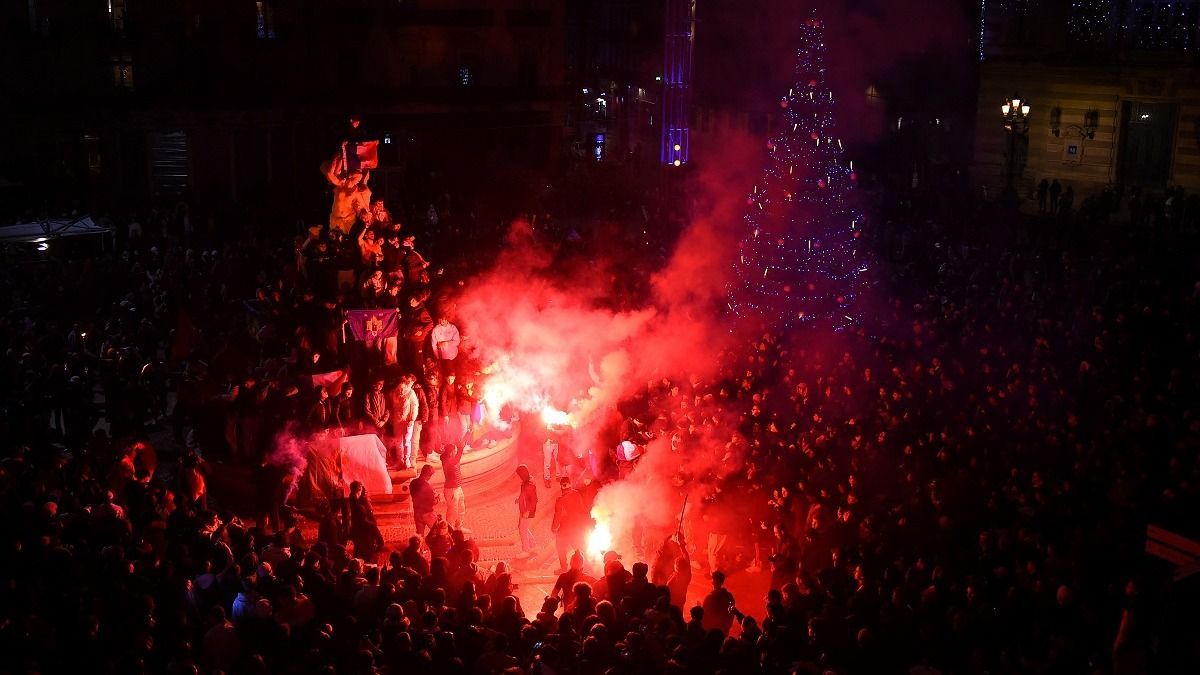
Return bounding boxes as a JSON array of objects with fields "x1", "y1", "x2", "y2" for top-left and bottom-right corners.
[{"x1": 373, "y1": 434, "x2": 522, "y2": 517}]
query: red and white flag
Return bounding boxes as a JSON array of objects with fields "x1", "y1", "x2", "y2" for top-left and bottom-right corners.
[
  {"x1": 341, "y1": 140, "x2": 379, "y2": 171},
  {"x1": 311, "y1": 369, "x2": 350, "y2": 397}
]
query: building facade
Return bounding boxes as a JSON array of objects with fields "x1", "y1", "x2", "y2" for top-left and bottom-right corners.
[
  {"x1": 0, "y1": 0, "x2": 567, "y2": 218},
  {"x1": 972, "y1": 0, "x2": 1200, "y2": 206},
  {"x1": 565, "y1": 0, "x2": 664, "y2": 166}
]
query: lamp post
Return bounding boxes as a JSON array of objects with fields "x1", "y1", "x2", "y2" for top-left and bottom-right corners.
[{"x1": 1001, "y1": 96, "x2": 1031, "y2": 193}]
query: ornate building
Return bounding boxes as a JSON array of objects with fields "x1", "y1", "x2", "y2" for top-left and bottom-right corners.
[
  {"x1": 972, "y1": 0, "x2": 1200, "y2": 204},
  {"x1": 0, "y1": 0, "x2": 567, "y2": 217}
]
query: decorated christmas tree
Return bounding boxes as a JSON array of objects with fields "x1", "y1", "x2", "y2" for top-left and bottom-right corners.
[{"x1": 728, "y1": 14, "x2": 871, "y2": 332}]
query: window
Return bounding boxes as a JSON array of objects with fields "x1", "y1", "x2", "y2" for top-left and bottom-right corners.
[
  {"x1": 256, "y1": 1, "x2": 276, "y2": 39},
  {"x1": 150, "y1": 132, "x2": 191, "y2": 197},
  {"x1": 82, "y1": 135, "x2": 102, "y2": 176},
  {"x1": 112, "y1": 56, "x2": 134, "y2": 90},
  {"x1": 507, "y1": 8, "x2": 552, "y2": 27},
  {"x1": 108, "y1": 0, "x2": 127, "y2": 35},
  {"x1": 29, "y1": 0, "x2": 50, "y2": 35},
  {"x1": 517, "y1": 49, "x2": 538, "y2": 87}
]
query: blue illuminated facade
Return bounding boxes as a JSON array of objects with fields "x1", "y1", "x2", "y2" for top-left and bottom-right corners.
[{"x1": 661, "y1": 0, "x2": 695, "y2": 166}]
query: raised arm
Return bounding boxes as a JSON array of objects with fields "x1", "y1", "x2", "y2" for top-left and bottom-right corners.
[{"x1": 321, "y1": 155, "x2": 345, "y2": 187}]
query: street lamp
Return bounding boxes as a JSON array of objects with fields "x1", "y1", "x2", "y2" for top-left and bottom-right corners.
[{"x1": 1001, "y1": 96, "x2": 1031, "y2": 193}]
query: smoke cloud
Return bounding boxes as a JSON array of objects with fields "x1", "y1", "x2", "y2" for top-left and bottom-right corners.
[
  {"x1": 266, "y1": 422, "x2": 314, "y2": 501},
  {"x1": 457, "y1": 215, "x2": 731, "y2": 434},
  {"x1": 447, "y1": 124, "x2": 768, "y2": 557}
]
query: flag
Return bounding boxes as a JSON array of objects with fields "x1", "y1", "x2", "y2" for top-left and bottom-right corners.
[
  {"x1": 311, "y1": 369, "x2": 349, "y2": 397},
  {"x1": 346, "y1": 309, "x2": 399, "y2": 343},
  {"x1": 341, "y1": 140, "x2": 379, "y2": 171}
]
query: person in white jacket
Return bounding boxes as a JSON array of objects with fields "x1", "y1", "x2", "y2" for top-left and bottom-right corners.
[
  {"x1": 392, "y1": 375, "x2": 420, "y2": 469},
  {"x1": 430, "y1": 316, "x2": 461, "y2": 381}
]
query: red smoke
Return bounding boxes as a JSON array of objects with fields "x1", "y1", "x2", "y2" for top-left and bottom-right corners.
[
  {"x1": 449, "y1": 124, "x2": 770, "y2": 555},
  {"x1": 266, "y1": 422, "x2": 321, "y2": 502},
  {"x1": 456, "y1": 120, "x2": 768, "y2": 446},
  {"x1": 457, "y1": 215, "x2": 728, "y2": 438},
  {"x1": 591, "y1": 408, "x2": 745, "y2": 558}
]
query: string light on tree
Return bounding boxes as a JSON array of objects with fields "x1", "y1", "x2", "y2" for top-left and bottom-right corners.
[{"x1": 728, "y1": 12, "x2": 872, "y2": 332}]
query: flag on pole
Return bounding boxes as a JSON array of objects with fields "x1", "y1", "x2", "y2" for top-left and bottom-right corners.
[
  {"x1": 346, "y1": 309, "x2": 400, "y2": 343},
  {"x1": 311, "y1": 369, "x2": 350, "y2": 397},
  {"x1": 342, "y1": 140, "x2": 379, "y2": 171}
]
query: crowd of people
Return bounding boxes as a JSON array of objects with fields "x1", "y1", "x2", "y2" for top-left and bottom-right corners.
[{"x1": 0, "y1": 149, "x2": 1197, "y2": 675}]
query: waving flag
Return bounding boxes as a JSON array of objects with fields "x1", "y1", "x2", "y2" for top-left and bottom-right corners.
[
  {"x1": 346, "y1": 309, "x2": 399, "y2": 343},
  {"x1": 342, "y1": 140, "x2": 379, "y2": 171},
  {"x1": 311, "y1": 369, "x2": 350, "y2": 397}
]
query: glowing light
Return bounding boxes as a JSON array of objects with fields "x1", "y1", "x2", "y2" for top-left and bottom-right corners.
[
  {"x1": 541, "y1": 406, "x2": 572, "y2": 427},
  {"x1": 673, "y1": 143, "x2": 682, "y2": 151},
  {"x1": 587, "y1": 519, "x2": 613, "y2": 558},
  {"x1": 979, "y1": 0, "x2": 987, "y2": 61},
  {"x1": 673, "y1": 159, "x2": 681, "y2": 166}
]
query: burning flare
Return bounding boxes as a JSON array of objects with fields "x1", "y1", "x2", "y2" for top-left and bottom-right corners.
[
  {"x1": 541, "y1": 406, "x2": 572, "y2": 427},
  {"x1": 587, "y1": 517, "x2": 613, "y2": 558}
]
